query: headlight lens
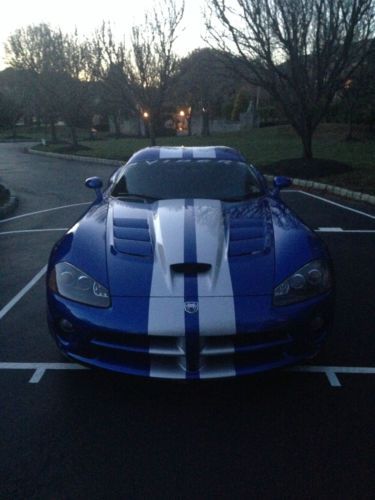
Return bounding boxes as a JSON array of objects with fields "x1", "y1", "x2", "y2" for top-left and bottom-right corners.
[
  {"x1": 49, "y1": 262, "x2": 110, "y2": 308},
  {"x1": 273, "y1": 259, "x2": 332, "y2": 306}
]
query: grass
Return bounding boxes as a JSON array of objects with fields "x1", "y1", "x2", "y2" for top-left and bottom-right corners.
[{"x1": 26, "y1": 123, "x2": 375, "y2": 195}]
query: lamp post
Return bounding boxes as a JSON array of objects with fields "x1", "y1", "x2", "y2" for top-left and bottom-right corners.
[
  {"x1": 142, "y1": 110, "x2": 155, "y2": 146},
  {"x1": 142, "y1": 111, "x2": 150, "y2": 138}
]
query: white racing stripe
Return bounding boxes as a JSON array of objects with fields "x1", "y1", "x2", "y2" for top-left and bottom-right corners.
[
  {"x1": 148, "y1": 200, "x2": 186, "y2": 336},
  {"x1": 148, "y1": 201, "x2": 186, "y2": 378},
  {"x1": 0, "y1": 265, "x2": 47, "y2": 320},
  {"x1": 159, "y1": 148, "x2": 183, "y2": 159},
  {"x1": 192, "y1": 148, "x2": 216, "y2": 158},
  {"x1": 194, "y1": 199, "x2": 237, "y2": 336}
]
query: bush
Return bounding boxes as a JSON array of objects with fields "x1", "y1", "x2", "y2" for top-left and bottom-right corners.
[{"x1": 0, "y1": 184, "x2": 10, "y2": 203}]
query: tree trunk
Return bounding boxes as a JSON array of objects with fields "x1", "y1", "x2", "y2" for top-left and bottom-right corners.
[
  {"x1": 113, "y1": 113, "x2": 122, "y2": 139},
  {"x1": 149, "y1": 120, "x2": 156, "y2": 146},
  {"x1": 50, "y1": 120, "x2": 57, "y2": 143},
  {"x1": 201, "y1": 109, "x2": 210, "y2": 136},
  {"x1": 300, "y1": 129, "x2": 313, "y2": 159},
  {"x1": 70, "y1": 126, "x2": 78, "y2": 147},
  {"x1": 345, "y1": 102, "x2": 354, "y2": 141},
  {"x1": 187, "y1": 105, "x2": 193, "y2": 136},
  {"x1": 187, "y1": 114, "x2": 192, "y2": 136}
]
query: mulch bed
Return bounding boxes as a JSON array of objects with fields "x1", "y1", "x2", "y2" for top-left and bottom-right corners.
[{"x1": 261, "y1": 158, "x2": 352, "y2": 180}]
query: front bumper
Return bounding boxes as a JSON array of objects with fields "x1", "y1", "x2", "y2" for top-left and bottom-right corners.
[{"x1": 47, "y1": 293, "x2": 334, "y2": 380}]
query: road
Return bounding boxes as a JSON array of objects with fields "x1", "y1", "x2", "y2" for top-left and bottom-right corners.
[{"x1": 0, "y1": 143, "x2": 375, "y2": 499}]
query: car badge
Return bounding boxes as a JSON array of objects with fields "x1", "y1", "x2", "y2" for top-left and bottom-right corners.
[{"x1": 184, "y1": 301, "x2": 199, "y2": 314}]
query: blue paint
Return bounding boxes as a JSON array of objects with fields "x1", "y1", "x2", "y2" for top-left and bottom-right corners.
[
  {"x1": 47, "y1": 146, "x2": 334, "y2": 379},
  {"x1": 184, "y1": 199, "x2": 200, "y2": 379}
]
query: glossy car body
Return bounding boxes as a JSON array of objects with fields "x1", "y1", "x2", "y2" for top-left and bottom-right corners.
[{"x1": 47, "y1": 146, "x2": 334, "y2": 379}]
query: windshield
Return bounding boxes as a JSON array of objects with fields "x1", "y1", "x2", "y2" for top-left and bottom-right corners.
[{"x1": 111, "y1": 159, "x2": 263, "y2": 201}]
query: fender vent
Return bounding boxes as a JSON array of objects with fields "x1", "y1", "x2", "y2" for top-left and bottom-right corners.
[{"x1": 171, "y1": 263, "x2": 211, "y2": 275}]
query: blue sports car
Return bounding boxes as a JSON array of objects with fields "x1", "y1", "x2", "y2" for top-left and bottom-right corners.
[{"x1": 47, "y1": 146, "x2": 334, "y2": 379}]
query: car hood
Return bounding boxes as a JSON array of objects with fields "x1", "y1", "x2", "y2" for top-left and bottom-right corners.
[{"x1": 107, "y1": 197, "x2": 276, "y2": 298}]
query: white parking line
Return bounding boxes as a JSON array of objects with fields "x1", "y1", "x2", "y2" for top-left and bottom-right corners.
[
  {"x1": 289, "y1": 365, "x2": 375, "y2": 387},
  {"x1": 288, "y1": 190, "x2": 375, "y2": 220},
  {"x1": 316, "y1": 228, "x2": 375, "y2": 233},
  {"x1": 0, "y1": 362, "x2": 374, "y2": 385},
  {"x1": 0, "y1": 265, "x2": 47, "y2": 320},
  {"x1": 0, "y1": 228, "x2": 68, "y2": 236},
  {"x1": 0, "y1": 202, "x2": 90, "y2": 224},
  {"x1": 0, "y1": 362, "x2": 87, "y2": 383}
]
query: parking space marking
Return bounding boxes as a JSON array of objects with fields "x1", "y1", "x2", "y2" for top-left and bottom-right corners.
[
  {"x1": 0, "y1": 265, "x2": 47, "y2": 320},
  {"x1": 0, "y1": 190, "x2": 373, "y2": 387},
  {"x1": 0, "y1": 228, "x2": 68, "y2": 236},
  {"x1": 0, "y1": 362, "x2": 374, "y2": 385},
  {"x1": 288, "y1": 190, "x2": 375, "y2": 220},
  {"x1": 0, "y1": 362, "x2": 87, "y2": 383},
  {"x1": 317, "y1": 227, "x2": 343, "y2": 232},
  {"x1": 0, "y1": 202, "x2": 90, "y2": 224},
  {"x1": 289, "y1": 365, "x2": 375, "y2": 387},
  {"x1": 316, "y1": 228, "x2": 375, "y2": 233}
]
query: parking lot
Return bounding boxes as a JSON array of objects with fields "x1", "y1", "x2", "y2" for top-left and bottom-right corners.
[{"x1": 1, "y1": 143, "x2": 375, "y2": 499}]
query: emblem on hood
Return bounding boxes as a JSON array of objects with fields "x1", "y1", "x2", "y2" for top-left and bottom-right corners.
[{"x1": 184, "y1": 301, "x2": 199, "y2": 314}]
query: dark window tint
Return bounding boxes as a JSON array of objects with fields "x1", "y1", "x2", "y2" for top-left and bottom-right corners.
[{"x1": 111, "y1": 160, "x2": 262, "y2": 201}]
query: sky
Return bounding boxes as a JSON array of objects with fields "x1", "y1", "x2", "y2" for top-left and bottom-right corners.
[{"x1": 0, "y1": 0, "x2": 208, "y2": 69}]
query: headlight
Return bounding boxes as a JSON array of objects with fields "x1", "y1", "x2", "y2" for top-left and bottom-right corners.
[
  {"x1": 273, "y1": 259, "x2": 332, "y2": 306},
  {"x1": 49, "y1": 262, "x2": 110, "y2": 308}
]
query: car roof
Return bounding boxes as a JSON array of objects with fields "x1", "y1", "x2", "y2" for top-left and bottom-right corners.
[{"x1": 127, "y1": 146, "x2": 247, "y2": 164}]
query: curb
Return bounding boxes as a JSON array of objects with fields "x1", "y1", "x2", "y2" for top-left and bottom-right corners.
[
  {"x1": 264, "y1": 175, "x2": 375, "y2": 206},
  {"x1": 28, "y1": 148, "x2": 123, "y2": 166},
  {"x1": 28, "y1": 148, "x2": 375, "y2": 207},
  {"x1": 0, "y1": 190, "x2": 18, "y2": 219}
]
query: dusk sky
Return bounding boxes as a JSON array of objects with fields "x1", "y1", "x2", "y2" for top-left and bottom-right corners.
[{"x1": 0, "y1": 0, "x2": 208, "y2": 68}]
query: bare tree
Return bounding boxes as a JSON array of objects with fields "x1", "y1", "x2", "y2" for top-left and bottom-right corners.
[
  {"x1": 58, "y1": 31, "x2": 93, "y2": 147},
  {"x1": 130, "y1": 0, "x2": 185, "y2": 145},
  {"x1": 175, "y1": 48, "x2": 241, "y2": 136},
  {"x1": 205, "y1": 0, "x2": 375, "y2": 158},
  {"x1": 6, "y1": 24, "x2": 66, "y2": 141},
  {"x1": 6, "y1": 24, "x2": 92, "y2": 146},
  {"x1": 88, "y1": 22, "x2": 136, "y2": 138},
  {"x1": 0, "y1": 68, "x2": 31, "y2": 137}
]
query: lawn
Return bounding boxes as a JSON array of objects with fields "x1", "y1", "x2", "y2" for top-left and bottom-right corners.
[{"x1": 30, "y1": 123, "x2": 375, "y2": 195}]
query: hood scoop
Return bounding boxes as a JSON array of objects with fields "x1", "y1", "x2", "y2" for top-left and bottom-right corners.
[
  {"x1": 113, "y1": 217, "x2": 153, "y2": 257},
  {"x1": 171, "y1": 263, "x2": 211, "y2": 275},
  {"x1": 228, "y1": 218, "x2": 269, "y2": 257}
]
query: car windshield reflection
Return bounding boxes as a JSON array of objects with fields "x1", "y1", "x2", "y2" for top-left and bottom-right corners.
[{"x1": 111, "y1": 159, "x2": 263, "y2": 201}]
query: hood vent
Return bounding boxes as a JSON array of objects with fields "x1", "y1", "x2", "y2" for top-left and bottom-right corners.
[
  {"x1": 113, "y1": 217, "x2": 153, "y2": 257},
  {"x1": 171, "y1": 263, "x2": 211, "y2": 275},
  {"x1": 228, "y1": 218, "x2": 267, "y2": 257}
]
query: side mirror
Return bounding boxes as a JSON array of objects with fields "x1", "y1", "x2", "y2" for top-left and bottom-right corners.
[
  {"x1": 85, "y1": 177, "x2": 103, "y2": 202},
  {"x1": 273, "y1": 176, "x2": 292, "y2": 194}
]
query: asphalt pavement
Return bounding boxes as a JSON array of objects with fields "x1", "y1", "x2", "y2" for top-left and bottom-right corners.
[{"x1": 0, "y1": 143, "x2": 375, "y2": 500}]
